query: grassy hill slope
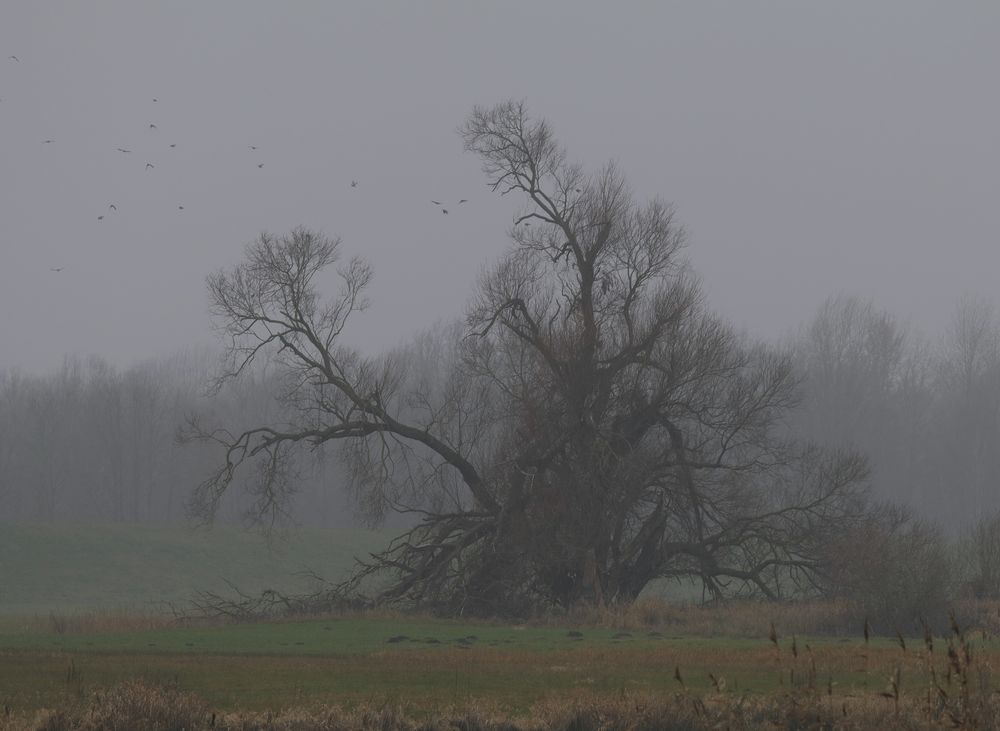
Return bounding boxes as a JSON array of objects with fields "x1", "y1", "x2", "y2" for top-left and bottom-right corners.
[{"x1": 0, "y1": 522, "x2": 391, "y2": 615}]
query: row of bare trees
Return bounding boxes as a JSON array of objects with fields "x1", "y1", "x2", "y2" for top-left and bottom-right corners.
[
  {"x1": 2, "y1": 293, "x2": 993, "y2": 534},
  {"x1": 0, "y1": 351, "x2": 353, "y2": 526},
  {"x1": 0, "y1": 355, "x2": 188, "y2": 523},
  {"x1": 791, "y1": 294, "x2": 1000, "y2": 533}
]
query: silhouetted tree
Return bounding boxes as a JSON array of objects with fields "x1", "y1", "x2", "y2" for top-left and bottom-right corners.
[{"x1": 191, "y1": 101, "x2": 870, "y2": 613}]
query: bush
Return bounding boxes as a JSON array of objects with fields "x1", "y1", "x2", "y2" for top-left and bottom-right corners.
[
  {"x1": 958, "y1": 509, "x2": 1000, "y2": 599},
  {"x1": 820, "y1": 503, "x2": 955, "y2": 631}
]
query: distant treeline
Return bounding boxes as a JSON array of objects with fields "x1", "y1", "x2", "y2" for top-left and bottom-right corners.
[
  {"x1": 1, "y1": 293, "x2": 998, "y2": 533},
  {"x1": 0, "y1": 347, "x2": 353, "y2": 527},
  {"x1": 788, "y1": 294, "x2": 1000, "y2": 534}
]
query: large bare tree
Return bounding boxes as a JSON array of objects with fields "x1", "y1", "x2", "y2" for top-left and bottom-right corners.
[{"x1": 192, "y1": 101, "x2": 869, "y2": 614}]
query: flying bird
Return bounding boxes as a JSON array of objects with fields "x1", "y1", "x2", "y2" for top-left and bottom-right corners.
[
  {"x1": 152, "y1": 98, "x2": 158, "y2": 102},
  {"x1": 248, "y1": 145, "x2": 258, "y2": 150},
  {"x1": 351, "y1": 180, "x2": 358, "y2": 188},
  {"x1": 148, "y1": 123, "x2": 157, "y2": 129},
  {"x1": 50, "y1": 267, "x2": 63, "y2": 272},
  {"x1": 8, "y1": 56, "x2": 18, "y2": 62},
  {"x1": 458, "y1": 199, "x2": 468, "y2": 204},
  {"x1": 257, "y1": 163, "x2": 264, "y2": 168},
  {"x1": 116, "y1": 147, "x2": 131, "y2": 153},
  {"x1": 169, "y1": 143, "x2": 176, "y2": 148},
  {"x1": 431, "y1": 200, "x2": 442, "y2": 205},
  {"x1": 178, "y1": 205, "x2": 184, "y2": 210},
  {"x1": 109, "y1": 204, "x2": 117, "y2": 211},
  {"x1": 441, "y1": 208, "x2": 449, "y2": 215},
  {"x1": 41, "y1": 139, "x2": 53, "y2": 144},
  {"x1": 145, "y1": 162, "x2": 154, "y2": 170},
  {"x1": 97, "y1": 215, "x2": 104, "y2": 221}
]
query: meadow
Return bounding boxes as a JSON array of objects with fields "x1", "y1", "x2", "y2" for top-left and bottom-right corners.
[
  {"x1": 0, "y1": 523, "x2": 392, "y2": 615},
  {"x1": 3, "y1": 524, "x2": 1000, "y2": 728},
  {"x1": 4, "y1": 610, "x2": 1000, "y2": 729}
]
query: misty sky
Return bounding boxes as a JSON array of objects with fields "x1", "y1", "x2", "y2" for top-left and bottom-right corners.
[{"x1": 2, "y1": 2, "x2": 998, "y2": 374}]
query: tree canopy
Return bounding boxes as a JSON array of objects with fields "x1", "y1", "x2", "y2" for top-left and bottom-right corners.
[{"x1": 193, "y1": 101, "x2": 870, "y2": 614}]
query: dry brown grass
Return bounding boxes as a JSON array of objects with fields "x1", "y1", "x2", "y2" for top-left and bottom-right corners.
[
  {"x1": 549, "y1": 597, "x2": 862, "y2": 636},
  {"x1": 11, "y1": 601, "x2": 1000, "y2": 729},
  {"x1": 545, "y1": 597, "x2": 1000, "y2": 638},
  {"x1": 31, "y1": 609, "x2": 204, "y2": 636},
  {"x1": 8, "y1": 677, "x2": 1000, "y2": 731}
]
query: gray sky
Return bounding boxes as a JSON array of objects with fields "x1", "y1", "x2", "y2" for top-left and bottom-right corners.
[{"x1": 2, "y1": 2, "x2": 998, "y2": 374}]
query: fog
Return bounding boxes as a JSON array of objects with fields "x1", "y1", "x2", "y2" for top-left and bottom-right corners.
[
  {"x1": 2, "y1": 3, "x2": 999, "y2": 531},
  {"x1": 3, "y1": 2, "x2": 998, "y2": 373}
]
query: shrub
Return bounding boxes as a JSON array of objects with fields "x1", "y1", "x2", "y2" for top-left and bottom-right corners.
[
  {"x1": 820, "y1": 502, "x2": 955, "y2": 631},
  {"x1": 958, "y1": 509, "x2": 1000, "y2": 599}
]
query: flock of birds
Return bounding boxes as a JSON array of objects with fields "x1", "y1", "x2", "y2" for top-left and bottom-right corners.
[
  {"x1": 432, "y1": 199, "x2": 468, "y2": 215},
  {"x1": 5, "y1": 54, "x2": 472, "y2": 275}
]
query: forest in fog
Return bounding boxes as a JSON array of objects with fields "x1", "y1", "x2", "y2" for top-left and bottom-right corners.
[
  {"x1": 1, "y1": 293, "x2": 997, "y2": 535},
  {"x1": 0, "y1": 347, "x2": 353, "y2": 528}
]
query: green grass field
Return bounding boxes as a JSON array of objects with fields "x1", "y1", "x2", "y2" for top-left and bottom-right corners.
[
  {"x1": 0, "y1": 613, "x2": 958, "y2": 715},
  {"x1": 0, "y1": 522, "x2": 392, "y2": 615},
  {"x1": 4, "y1": 524, "x2": 999, "y2": 727}
]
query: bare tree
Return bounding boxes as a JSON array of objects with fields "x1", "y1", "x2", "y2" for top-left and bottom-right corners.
[
  {"x1": 932, "y1": 297, "x2": 1000, "y2": 527},
  {"x1": 790, "y1": 295, "x2": 934, "y2": 509},
  {"x1": 792, "y1": 296, "x2": 909, "y2": 448},
  {"x1": 191, "y1": 102, "x2": 870, "y2": 613}
]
